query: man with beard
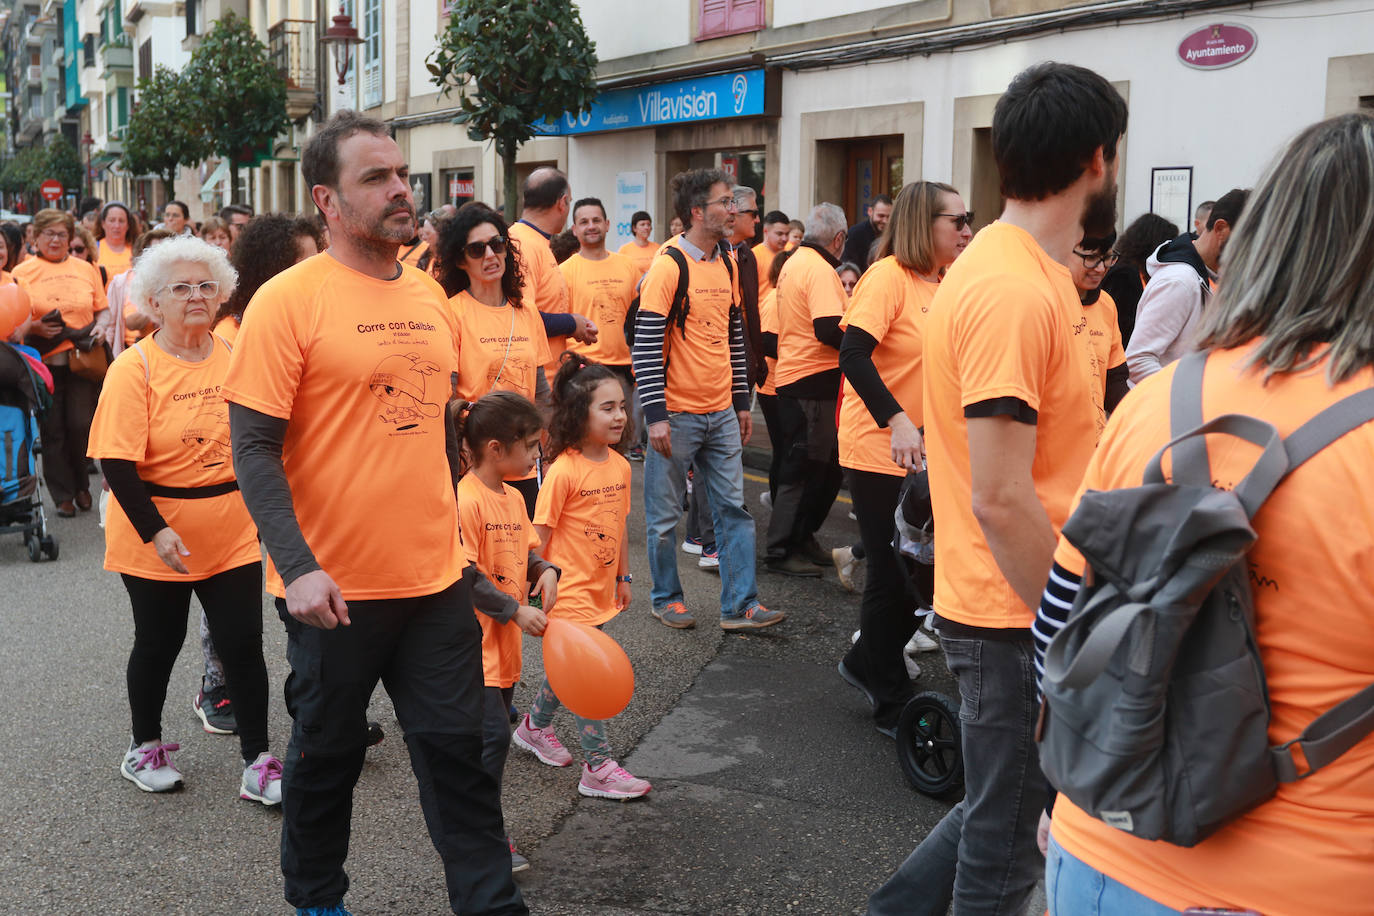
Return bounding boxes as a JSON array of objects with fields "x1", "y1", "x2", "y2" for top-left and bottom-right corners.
[
  {"x1": 1125, "y1": 188, "x2": 1248, "y2": 384},
  {"x1": 867, "y1": 63, "x2": 1126, "y2": 916},
  {"x1": 224, "y1": 111, "x2": 526, "y2": 915},
  {"x1": 841, "y1": 194, "x2": 891, "y2": 269}
]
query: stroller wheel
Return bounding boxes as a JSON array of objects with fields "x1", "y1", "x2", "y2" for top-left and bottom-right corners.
[
  {"x1": 25, "y1": 534, "x2": 41, "y2": 563},
  {"x1": 896, "y1": 692, "x2": 964, "y2": 799},
  {"x1": 40, "y1": 534, "x2": 58, "y2": 561}
]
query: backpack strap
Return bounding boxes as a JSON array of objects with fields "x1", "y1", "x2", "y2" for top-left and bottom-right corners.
[
  {"x1": 663, "y1": 246, "x2": 691, "y2": 339},
  {"x1": 1168, "y1": 349, "x2": 1210, "y2": 480},
  {"x1": 1282, "y1": 387, "x2": 1374, "y2": 471},
  {"x1": 1273, "y1": 681, "x2": 1374, "y2": 781},
  {"x1": 131, "y1": 341, "x2": 151, "y2": 386},
  {"x1": 1144, "y1": 412, "x2": 1287, "y2": 518}
]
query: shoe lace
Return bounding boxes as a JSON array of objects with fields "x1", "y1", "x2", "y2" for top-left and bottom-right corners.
[
  {"x1": 250, "y1": 754, "x2": 283, "y2": 790},
  {"x1": 667, "y1": 602, "x2": 687, "y2": 615},
  {"x1": 135, "y1": 742, "x2": 180, "y2": 771},
  {"x1": 745, "y1": 604, "x2": 768, "y2": 619}
]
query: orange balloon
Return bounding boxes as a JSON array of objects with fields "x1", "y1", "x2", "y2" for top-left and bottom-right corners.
[{"x1": 542, "y1": 619, "x2": 635, "y2": 720}]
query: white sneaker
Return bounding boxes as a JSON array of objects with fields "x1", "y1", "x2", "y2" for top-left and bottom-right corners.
[
  {"x1": 240, "y1": 752, "x2": 284, "y2": 805},
  {"x1": 905, "y1": 655, "x2": 922, "y2": 680},
  {"x1": 121, "y1": 739, "x2": 183, "y2": 793},
  {"x1": 905, "y1": 629, "x2": 940, "y2": 654},
  {"x1": 759, "y1": 491, "x2": 772, "y2": 509},
  {"x1": 833, "y1": 546, "x2": 860, "y2": 592},
  {"x1": 850, "y1": 628, "x2": 861, "y2": 645}
]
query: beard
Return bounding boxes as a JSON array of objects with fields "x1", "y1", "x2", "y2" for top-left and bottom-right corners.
[
  {"x1": 339, "y1": 194, "x2": 416, "y2": 246},
  {"x1": 1081, "y1": 179, "x2": 1118, "y2": 239}
]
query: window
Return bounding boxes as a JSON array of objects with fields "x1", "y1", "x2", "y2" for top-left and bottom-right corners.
[
  {"x1": 107, "y1": 86, "x2": 129, "y2": 135},
  {"x1": 361, "y1": 0, "x2": 381, "y2": 109},
  {"x1": 82, "y1": 33, "x2": 94, "y2": 68},
  {"x1": 138, "y1": 38, "x2": 151, "y2": 79},
  {"x1": 698, "y1": 0, "x2": 764, "y2": 41},
  {"x1": 186, "y1": 0, "x2": 198, "y2": 38}
]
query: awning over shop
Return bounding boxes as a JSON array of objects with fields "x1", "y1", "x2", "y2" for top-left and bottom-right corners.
[{"x1": 199, "y1": 159, "x2": 230, "y2": 203}]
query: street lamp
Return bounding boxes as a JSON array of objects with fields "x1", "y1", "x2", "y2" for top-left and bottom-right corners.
[
  {"x1": 320, "y1": 5, "x2": 363, "y2": 87},
  {"x1": 81, "y1": 131, "x2": 94, "y2": 203}
]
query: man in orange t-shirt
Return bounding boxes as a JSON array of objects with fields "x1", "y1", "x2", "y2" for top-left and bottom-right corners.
[
  {"x1": 509, "y1": 167, "x2": 597, "y2": 375},
  {"x1": 222, "y1": 111, "x2": 524, "y2": 915},
  {"x1": 1069, "y1": 229, "x2": 1129, "y2": 413},
  {"x1": 631, "y1": 168, "x2": 784, "y2": 633},
  {"x1": 751, "y1": 210, "x2": 790, "y2": 298},
  {"x1": 868, "y1": 63, "x2": 1126, "y2": 916},
  {"x1": 765, "y1": 202, "x2": 849, "y2": 577}
]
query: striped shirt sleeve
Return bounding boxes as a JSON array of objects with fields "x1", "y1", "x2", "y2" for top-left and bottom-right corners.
[
  {"x1": 1032, "y1": 561, "x2": 1083, "y2": 695},
  {"x1": 632, "y1": 310, "x2": 669, "y2": 425},
  {"x1": 729, "y1": 304, "x2": 750, "y2": 412}
]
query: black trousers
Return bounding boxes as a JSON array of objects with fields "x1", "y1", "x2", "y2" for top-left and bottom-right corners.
[
  {"x1": 481, "y1": 685, "x2": 516, "y2": 792},
  {"x1": 121, "y1": 562, "x2": 268, "y2": 763},
  {"x1": 40, "y1": 362, "x2": 100, "y2": 504},
  {"x1": 766, "y1": 394, "x2": 843, "y2": 559},
  {"x1": 277, "y1": 573, "x2": 525, "y2": 914},
  {"x1": 841, "y1": 470, "x2": 918, "y2": 727},
  {"x1": 756, "y1": 393, "x2": 782, "y2": 502}
]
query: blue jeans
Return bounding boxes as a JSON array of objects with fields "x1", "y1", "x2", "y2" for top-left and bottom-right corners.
[
  {"x1": 644, "y1": 408, "x2": 759, "y2": 618},
  {"x1": 1046, "y1": 835, "x2": 1180, "y2": 915}
]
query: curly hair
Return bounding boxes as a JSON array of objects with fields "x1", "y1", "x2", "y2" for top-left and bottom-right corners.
[
  {"x1": 217, "y1": 214, "x2": 324, "y2": 325},
  {"x1": 546, "y1": 351, "x2": 631, "y2": 460},
  {"x1": 1115, "y1": 213, "x2": 1179, "y2": 270},
  {"x1": 434, "y1": 205, "x2": 526, "y2": 304}
]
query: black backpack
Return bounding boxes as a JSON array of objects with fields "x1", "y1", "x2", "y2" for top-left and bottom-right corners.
[
  {"x1": 1039, "y1": 349, "x2": 1374, "y2": 846},
  {"x1": 624, "y1": 242, "x2": 736, "y2": 349}
]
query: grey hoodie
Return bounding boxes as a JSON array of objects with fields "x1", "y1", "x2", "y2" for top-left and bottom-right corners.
[{"x1": 1124, "y1": 234, "x2": 1217, "y2": 385}]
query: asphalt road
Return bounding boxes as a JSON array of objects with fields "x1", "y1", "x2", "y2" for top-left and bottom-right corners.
[{"x1": 0, "y1": 456, "x2": 984, "y2": 915}]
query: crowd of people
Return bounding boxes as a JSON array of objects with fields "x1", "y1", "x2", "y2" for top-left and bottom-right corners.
[{"x1": 1, "y1": 56, "x2": 1371, "y2": 916}]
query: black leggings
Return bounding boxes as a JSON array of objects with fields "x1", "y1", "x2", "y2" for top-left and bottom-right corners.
[
  {"x1": 842, "y1": 470, "x2": 918, "y2": 726},
  {"x1": 122, "y1": 563, "x2": 268, "y2": 763}
]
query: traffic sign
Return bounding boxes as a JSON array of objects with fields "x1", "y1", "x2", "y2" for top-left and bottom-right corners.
[{"x1": 39, "y1": 179, "x2": 63, "y2": 201}]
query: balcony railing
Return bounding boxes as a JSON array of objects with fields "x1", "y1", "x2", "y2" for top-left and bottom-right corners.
[{"x1": 268, "y1": 18, "x2": 316, "y2": 90}]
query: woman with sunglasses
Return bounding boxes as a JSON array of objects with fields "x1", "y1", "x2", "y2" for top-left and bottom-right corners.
[
  {"x1": 435, "y1": 204, "x2": 551, "y2": 515},
  {"x1": 87, "y1": 236, "x2": 281, "y2": 804},
  {"x1": 837, "y1": 181, "x2": 972, "y2": 738}
]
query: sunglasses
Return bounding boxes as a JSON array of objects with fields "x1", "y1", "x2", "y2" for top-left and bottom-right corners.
[
  {"x1": 70, "y1": 245, "x2": 87, "y2": 254},
  {"x1": 464, "y1": 236, "x2": 507, "y2": 260},
  {"x1": 737, "y1": 209, "x2": 759, "y2": 217},
  {"x1": 935, "y1": 212, "x2": 975, "y2": 231}
]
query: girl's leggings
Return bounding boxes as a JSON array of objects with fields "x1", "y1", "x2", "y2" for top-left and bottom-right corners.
[{"x1": 528, "y1": 678, "x2": 612, "y2": 768}]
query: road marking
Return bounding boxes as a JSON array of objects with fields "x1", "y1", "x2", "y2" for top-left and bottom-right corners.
[{"x1": 743, "y1": 471, "x2": 852, "y2": 505}]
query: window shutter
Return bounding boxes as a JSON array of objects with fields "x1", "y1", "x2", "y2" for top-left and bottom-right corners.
[
  {"x1": 699, "y1": 0, "x2": 763, "y2": 40},
  {"x1": 727, "y1": 0, "x2": 764, "y2": 32},
  {"x1": 698, "y1": 0, "x2": 728, "y2": 39},
  {"x1": 361, "y1": 0, "x2": 381, "y2": 108}
]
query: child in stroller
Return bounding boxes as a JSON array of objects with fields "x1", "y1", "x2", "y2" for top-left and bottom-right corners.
[{"x1": 0, "y1": 341, "x2": 57, "y2": 561}]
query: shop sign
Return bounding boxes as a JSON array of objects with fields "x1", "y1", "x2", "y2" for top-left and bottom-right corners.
[
  {"x1": 1178, "y1": 23, "x2": 1257, "y2": 70},
  {"x1": 449, "y1": 176, "x2": 474, "y2": 199},
  {"x1": 613, "y1": 171, "x2": 647, "y2": 250},
  {"x1": 536, "y1": 69, "x2": 766, "y2": 136}
]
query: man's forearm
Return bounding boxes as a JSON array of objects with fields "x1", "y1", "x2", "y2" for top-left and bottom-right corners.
[
  {"x1": 228, "y1": 402, "x2": 321, "y2": 586},
  {"x1": 974, "y1": 490, "x2": 1058, "y2": 612}
]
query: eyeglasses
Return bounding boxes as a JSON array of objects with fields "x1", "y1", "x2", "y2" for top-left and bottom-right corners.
[
  {"x1": 935, "y1": 212, "x2": 975, "y2": 231},
  {"x1": 39, "y1": 229, "x2": 70, "y2": 242},
  {"x1": 160, "y1": 281, "x2": 220, "y2": 300},
  {"x1": 464, "y1": 237, "x2": 507, "y2": 260},
  {"x1": 706, "y1": 196, "x2": 739, "y2": 211},
  {"x1": 1073, "y1": 250, "x2": 1120, "y2": 270}
]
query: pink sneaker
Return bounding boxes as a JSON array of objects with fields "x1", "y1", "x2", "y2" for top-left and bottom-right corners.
[
  {"x1": 512, "y1": 714, "x2": 572, "y2": 767},
  {"x1": 578, "y1": 759, "x2": 652, "y2": 800}
]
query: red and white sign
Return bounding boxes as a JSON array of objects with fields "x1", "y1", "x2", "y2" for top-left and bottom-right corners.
[
  {"x1": 448, "y1": 176, "x2": 474, "y2": 201},
  {"x1": 1178, "y1": 23, "x2": 1257, "y2": 70},
  {"x1": 39, "y1": 179, "x2": 63, "y2": 201},
  {"x1": 721, "y1": 156, "x2": 739, "y2": 183}
]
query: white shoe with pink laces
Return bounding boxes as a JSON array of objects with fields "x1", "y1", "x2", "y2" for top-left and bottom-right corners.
[
  {"x1": 512, "y1": 714, "x2": 573, "y2": 767},
  {"x1": 577, "y1": 759, "x2": 652, "y2": 800}
]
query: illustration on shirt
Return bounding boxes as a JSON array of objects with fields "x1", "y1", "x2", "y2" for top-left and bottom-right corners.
[
  {"x1": 181, "y1": 402, "x2": 232, "y2": 469},
  {"x1": 369, "y1": 353, "x2": 442, "y2": 429},
  {"x1": 685, "y1": 309, "x2": 725, "y2": 347},
  {"x1": 487, "y1": 355, "x2": 533, "y2": 396},
  {"x1": 591, "y1": 292, "x2": 624, "y2": 330},
  {"x1": 583, "y1": 510, "x2": 621, "y2": 567}
]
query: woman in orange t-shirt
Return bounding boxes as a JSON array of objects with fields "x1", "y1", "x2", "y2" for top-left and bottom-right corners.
[
  {"x1": 435, "y1": 205, "x2": 552, "y2": 516},
  {"x1": 87, "y1": 235, "x2": 282, "y2": 804},
  {"x1": 95, "y1": 201, "x2": 140, "y2": 284},
  {"x1": 837, "y1": 182, "x2": 972, "y2": 737},
  {"x1": 214, "y1": 215, "x2": 324, "y2": 346},
  {"x1": 756, "y1": 247, "x2": 796, "y2": 507},
  {"x1": 616, "y1": 210, "x2": 657, "y2": 278},
  {"x1": 0, "y1": 228, "x2": 31, "y2": 342},
  {"x1": 514, "y1": 353, "x2": 650, "y2": 801},
  {"x1": 18, "y1": 209, "x2": 112, "y2": 516},
  {"x1": 1037, "y1": 112, "x2": 1374, "y2": 916}
]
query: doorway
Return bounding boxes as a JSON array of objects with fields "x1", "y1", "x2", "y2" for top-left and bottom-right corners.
[{"x1": 968, "y1": 127, "x2": 1003, "y2": 233}]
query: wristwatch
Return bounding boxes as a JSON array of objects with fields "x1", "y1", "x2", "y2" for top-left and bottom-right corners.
[{"x1": 616, "y1": 574, "x2": 633, "y2": 584}]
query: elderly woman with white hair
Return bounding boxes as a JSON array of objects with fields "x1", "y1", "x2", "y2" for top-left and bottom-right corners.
[{"x1": 87, "y1": 236, "x2": 281, "y2": 805}]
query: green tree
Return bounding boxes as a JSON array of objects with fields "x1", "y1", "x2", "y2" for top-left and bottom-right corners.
[
  {"x1": 0, "y1": 146, "x2": 53, "y2": 212},
  {"x1": 185, "y1": 11, "x2": 290, "y2": 204},
  {"x1": 122, "y1": 66, "x2": 213, "y2": 202},
  {"x1": 428, "y1": 0, "x2": 599, "y2": 220},
  {"x1": 45, "y1": 136, "x2": 84, "y2": 203}
]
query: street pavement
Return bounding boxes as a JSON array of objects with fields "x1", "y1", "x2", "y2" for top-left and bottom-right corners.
[{"x1": 0, "y1": 448, "x2": 1043, "y2": 915}]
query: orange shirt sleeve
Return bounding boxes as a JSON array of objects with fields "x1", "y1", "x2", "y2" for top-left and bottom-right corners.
[
  {"x1": 532, "y1": 456, "x2": 571, "y2": 529},
  {"x1": 458, "y1": 480, "x2": 484, "y2": 569},
  {"x1": 951, "y1": 274, "x2": 1057, "y2": 411},
  {"x1": 87, "y1": 348, "x2": 151, "y2": 462},
  {"x1": 222, "y1": 282, "x2": 304, "y2": 420}
]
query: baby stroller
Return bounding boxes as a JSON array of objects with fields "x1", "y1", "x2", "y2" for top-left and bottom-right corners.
[
  {"x1": 0, "y1": 342, "x2": 58, "y2": 561},
  {"x1": 891, "y1": 469, "x2": 961, "y2": 798}
]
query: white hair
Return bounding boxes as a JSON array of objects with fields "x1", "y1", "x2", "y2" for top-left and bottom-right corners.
[
  {"x1": 129, "y1": 235, "x2": 238, "y2": 319},
  {"x1": 804, "y1": 202, "x2": 847, "y2": 244},
  {"x1": 732, "y1": 185, "x2": 757, "y2": 207}
]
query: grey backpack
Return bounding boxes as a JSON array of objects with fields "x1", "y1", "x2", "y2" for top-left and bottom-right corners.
[{"x1": 1038, "y1": 349, "x2": 1374, "y2": 847}]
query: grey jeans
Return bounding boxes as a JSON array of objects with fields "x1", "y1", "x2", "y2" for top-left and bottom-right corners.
[{"x1": 868, "y1": 635, "x2": 1048, "y2": 916}]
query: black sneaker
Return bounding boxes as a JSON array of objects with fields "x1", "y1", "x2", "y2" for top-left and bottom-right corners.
[{"x1": 193, "y1": 682, "x2": 238, "y2": 735}]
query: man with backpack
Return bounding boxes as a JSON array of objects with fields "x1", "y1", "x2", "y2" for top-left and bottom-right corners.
[
  {"x1": 1035, "y1": 111, "x2": 1374, "y2": 916},
  {"x1": 867, "y1": 63, "x2": 1127, "y2": 915},
  {"x1": 632, "y1": 168, "x2": 784, "y2": 632}
]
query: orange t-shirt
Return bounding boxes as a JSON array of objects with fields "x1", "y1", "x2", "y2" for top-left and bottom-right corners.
[
  {"x1": 398, "y1": 239, "x2": 428, "y2": 267},
  {"x1": 1050, "y1": 345, "x2": 1374, "y2": 916},
  {"x1": 922, "y1": 221, "x2": 1102, "y2": 629},
  {"x1": 1083, "y1": 289, "x2": 1126, "y2": 402},
  {"x1": 97, "y1": 241, "x2": 134, "y2": 280},
  {"x1": 87, "y1": 334, "x2": 259, "y2": 581},
  {"x1": 560, "y1": 251, "x2": 638, "y2": 367},
  {"x1": 509, "y1": 220, "x2": 569, "y2": 374},
  {"x1": 773, "y1": 245, "x2": 847, "y2": 390},
  {"x1": 752, "y1": 242, "x2": 780, "y2": 297},
  {"x1": 638, "y1": 237, "x2": 740, "y2": 415},
  {"x1": 617, "y1": 239, "x2": 656, "y2": 279},
  {"x1": 16, "y1": 255, "x2": 108, "y2": 356},
  {"x1": 458, "y1": 472, "x2": 538, "y2": 688},
  {"x1": 757, "y1": 288, "x2": 778, "y2": 398},
  {"x1": 221, "y1": 255, "x2": 465, "y2": 600},
  {"x1": 0, "y1": 273, "x2": 30, "y2": 340},
  {"x1": 448, "y1": 291, "x2": 551, "y2": 404},
  {"x1": 838, "y1": 257, "x2": 937, "y2": 477},
  {"x1": 212, "y1": 314, "x2": 240, "y2": 346},
  {"x1": 533, "y1": 448, "x2": 631, "y2": 627}
]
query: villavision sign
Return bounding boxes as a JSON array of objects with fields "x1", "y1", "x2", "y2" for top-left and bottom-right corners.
[{"x1": 536, "y1": 69, "x2": 767, "y2": 136}]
